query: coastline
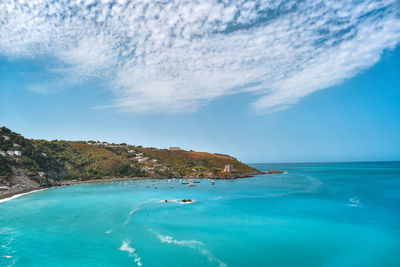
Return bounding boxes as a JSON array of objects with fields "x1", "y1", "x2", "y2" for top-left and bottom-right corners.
[
  {"x1": 0, "y1": 172, "x2": 263, "y2": 204},
  {"x1": 0, "y1": 177, "x2": 149, "y2": 204},
  {"x1": 0, "y1": 188, "x2": 48, "y2": 204}
]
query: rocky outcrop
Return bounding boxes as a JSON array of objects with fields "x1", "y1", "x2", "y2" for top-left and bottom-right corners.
[
  {"x1": 0, "y1": 167, "x2": 41, "y2": 200},
  {"x1": 265, "y1": 170, "x2": 285, "y2": 174}
]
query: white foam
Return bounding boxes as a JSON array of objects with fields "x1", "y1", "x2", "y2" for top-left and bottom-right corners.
[
  {"x1": 123, "y1": 199, "x2": 159, "y2": 225},
  {"x1": 2, "y1": 255, "x2": 12, "y2": 259},
  {"x1": 119, "y1": 242, "x2": 135, "y2": 253},
  {"x1": 348, "y1": 198, "x2": 361, "y2": 207},
  {"x1": 0, "y1": 228, "x2": 13, "y2": 235},
  {"x1": 157, "y1": 234, "x2": 203, "y2": 246},
  {"x1": 119, "y1": 241, "x2": 142, "y2": 266},
  {"x1": 105, "y1": 229, "x2": 113, "y2": 234},
  {"x1": 0, "y1": 189, "x2": 47, "y2": 204},
  {"x1": 152, "y1": 230, "x2": 227, "y2": 267},
  {"x1": 123, "y1": 208, "x2": 138, "y2": 225}
]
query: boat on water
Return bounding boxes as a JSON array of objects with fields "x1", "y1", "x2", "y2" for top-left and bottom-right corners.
[
  {"x1": 193, "y1": 180, "x2": 200, "y2": 183},
  {"x1": 210, "y1": 180, "x2": 215, "y2": 185},
  {"x1": 188, "y1": 183, "x2": 196, "y2": 187},
  {"x1": 181, "y1": 181, "x2": 188, "y2": 184}
]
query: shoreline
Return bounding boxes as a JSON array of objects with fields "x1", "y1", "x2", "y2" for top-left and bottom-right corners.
[
  {"x1": 0, "y1": 173, "x2": 263, "y2": 204},
  {"x1": 0, "y1": 188, "x2": 48, "y2": 204},
  {"x1": 0, "y1": 178, "x2": 138, "y2": 203}
]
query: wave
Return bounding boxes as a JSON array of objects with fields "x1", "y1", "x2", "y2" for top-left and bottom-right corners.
[
  {"x1": 151, "y1": 229, "x2": 227, "y2": 267},
  {"x1": 348, "y1": 197, "x2": 362, "y2": 207},
  {"x1": 123, "y1": 208, "x2": 138, "y2": 225},
  {"x1": 123, "y1": 199, "x2": 159, "y2": 225},
  {"x1": 0, "y1": 229, "x2": 16, "y2": 266},
  {"x1": 105, "y1": 229, "x2": 113, "y2": 234},
  {"x1": 119, "y1": 241, "x2": 142, "y2": 266},
  {"x1": 0, "y1": 228, "x2": 14, "y2": 236},
  {"x1": 156, "y1": 234, "x2": 203, "y2": 247}
]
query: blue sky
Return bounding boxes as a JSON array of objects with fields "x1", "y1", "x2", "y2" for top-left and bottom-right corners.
[{"x1": 1, "y1": 0, "x2": 400, "y2": 163}]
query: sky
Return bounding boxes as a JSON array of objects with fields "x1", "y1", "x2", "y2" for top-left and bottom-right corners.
[{"x1": 0, "y1": 0, "x2": 400, "y2": 163}]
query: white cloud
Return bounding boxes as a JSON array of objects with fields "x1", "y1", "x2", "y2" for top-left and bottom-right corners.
[{"x1": 0, "y1": 0, "x2": 399, "y2": 113}]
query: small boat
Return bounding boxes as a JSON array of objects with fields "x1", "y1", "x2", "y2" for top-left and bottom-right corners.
[
  {"x1": 181, "y1": 181, "x2": 188, "y2": 185},
  {"x1": 210, "y1": 180, "x2": 215, "y2": 185},
  {"x1": 188, "y1": 183, "x2": 196, "y2": 187},
  {"x1": 193, "y1": 180, "x2": 200, "y2": 183}
]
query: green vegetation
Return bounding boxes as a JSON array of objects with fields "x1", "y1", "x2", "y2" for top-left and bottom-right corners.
[
  {"x1": 0, "y1": 127, "x2": 259, "y2": 181},
  {"x1": 135, "y1": 147, "x2": 257, "y2": 177}
]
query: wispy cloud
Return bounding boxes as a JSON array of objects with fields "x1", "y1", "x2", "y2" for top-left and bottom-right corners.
[{"x1": 1, "y1": 0, "x2": 399, "y2": 113}]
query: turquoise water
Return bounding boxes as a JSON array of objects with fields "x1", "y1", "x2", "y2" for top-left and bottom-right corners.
[{"x1": 1, "y1": 162, "x2": 400, "y2": 266}]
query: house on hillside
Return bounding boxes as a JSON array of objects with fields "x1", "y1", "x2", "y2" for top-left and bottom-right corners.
[
  {"x1": 6, "y1": 151, "x2": 14, "y2": 156},
  {"x1": 140, "y1": 166, "x2": 154, "y2": 172},
  {"x1": 223, "y1": 164, "x2": 235, "y2": 172},
  {"x1": 138, "y1": 157, "x2": 149, "y2": 163},
  {"x1": 0, "y1": 150, "x2": 6, "y2": 156},
  {"x1": 14, "y1": 151, "x2": 22, "y2": 157},
  {"x1": 169, "y1": 147, "x2": 181, "y2": 151},
  {"x1": 13, "y1": 143, "x2": 20, "y2": 147},
  {"x1": 3, "y1": 136, "x2": 10, "y2": 141}
]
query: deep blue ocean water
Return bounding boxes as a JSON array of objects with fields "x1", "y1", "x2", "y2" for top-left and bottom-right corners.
[{"x1": 1, "y1": 162, "x2": 400, "y2": 266}]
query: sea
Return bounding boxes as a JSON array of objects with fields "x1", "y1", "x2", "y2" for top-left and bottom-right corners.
[{"x1": 1, "y1": 162, "x2": 399, "y2": 267}]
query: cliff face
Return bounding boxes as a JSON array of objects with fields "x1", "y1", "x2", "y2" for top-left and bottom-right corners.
[{"x1": 0, "y1": 127, "x2": 260, "y2": 186}]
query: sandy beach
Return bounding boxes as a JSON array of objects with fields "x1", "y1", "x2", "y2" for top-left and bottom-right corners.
[
  {"x1": 0, "y1": 188, "x2": 48, "y2": 204},
  {"x1": 0, "y1": 177, "x2": 148, "y2": 204}
]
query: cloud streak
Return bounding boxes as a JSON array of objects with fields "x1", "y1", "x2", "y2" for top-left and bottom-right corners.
[{"x1": 1, "y1": 0, "x2": 399, "y2": 113}]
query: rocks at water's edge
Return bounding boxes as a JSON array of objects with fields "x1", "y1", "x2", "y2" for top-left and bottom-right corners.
[
  {"x1": 161, "y1": 199, "x2": 194, "y2": 204},
  {"x1": 265, "y1": 170, "x2": 285, "y2": 174}
]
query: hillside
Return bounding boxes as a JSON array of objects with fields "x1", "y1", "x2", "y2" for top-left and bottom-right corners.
[{"x1": 0, "y1": 127, "x2": 260, "y2": 188}]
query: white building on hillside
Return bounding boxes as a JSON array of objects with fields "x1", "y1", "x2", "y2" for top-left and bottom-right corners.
[
  {"x1": 138, "y1": 157, "x2": 149, "y2": 163},
  {"x1": 14, "y1": 151, "x2": 22, "y2": 157},
  {"x1": 0, "y1": 150, "x2": 6, "y2": 156},
  {"x1": 3, "y1": 136, "x2": 10, "y2": 141},
  {"x1": 169, "y1": 147, "x2": 181, "y2": 151},
  {"x1": 223, "y1": 164, "x2": 235, "y2": 172},
  {"x1": 7, "y1": 151, "x2": 14, "y2": 156}
]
